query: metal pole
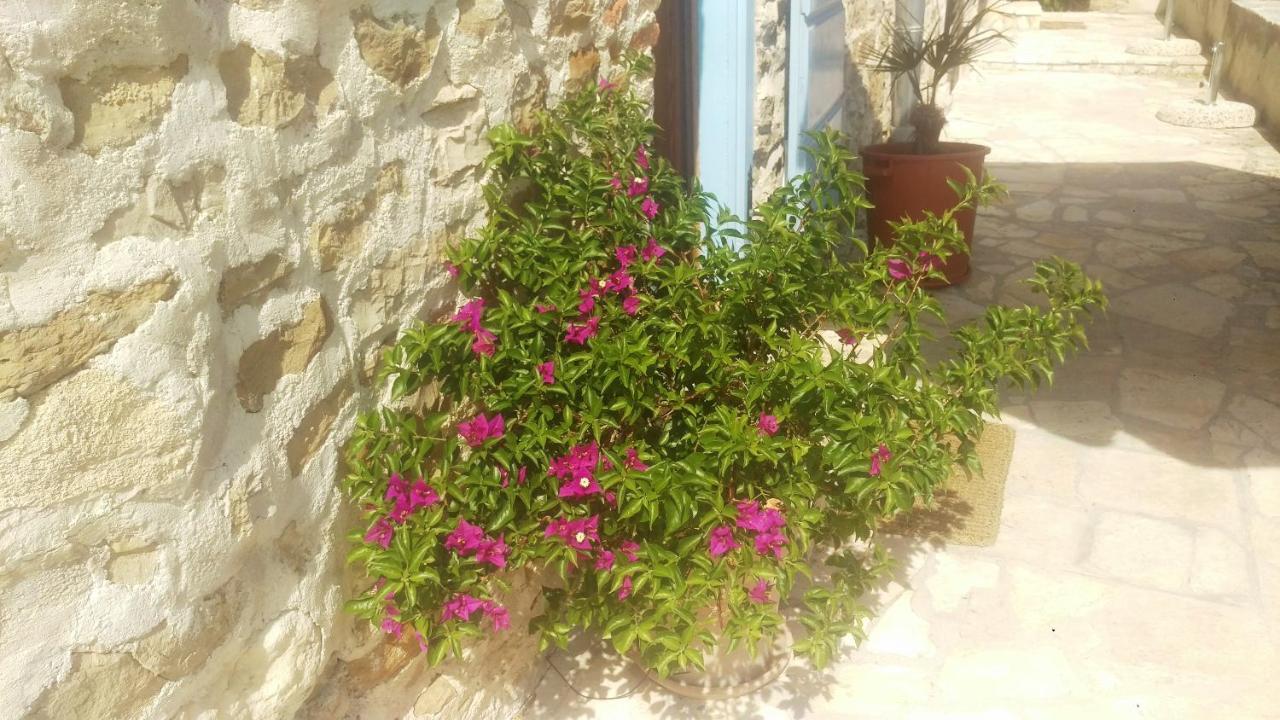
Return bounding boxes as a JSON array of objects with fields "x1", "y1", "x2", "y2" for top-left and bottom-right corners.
[
  {"x1": 1163, "y1": 0, "x2": 1175, "y2": 41},
  {"x1": 1206, "y1": 41, "x2": 1225, "y2": 104}
]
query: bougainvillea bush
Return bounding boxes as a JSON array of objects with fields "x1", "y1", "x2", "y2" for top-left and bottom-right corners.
[{"x1": 340, "y1": 57, "x2": 1105, "y2": 675}]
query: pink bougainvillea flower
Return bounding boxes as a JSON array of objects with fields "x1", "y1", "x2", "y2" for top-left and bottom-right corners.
[
  {"x1": 595, "y1": 550, "x2": 615, "y2": 571},
  {"x1": 385, "y1": 473, "x2": 409, "y2": 503},
  {"x1": 640, "y1": 196, "x2": 660, "y2": 221},
  {"x1": 578, "y1": 286, "x2": 597, "y2": 316},
  {"x1": 499, "y1": 466, "x2": 510, "y2": 488},
  {"x1": 475, "y1": 534, "x2": 509, "y2": 569},
  {"x1": 627, "y1": 177, "x2": 649, "y2": 198},
  {"x1": 605, "y1": 269, "x2": 635, "y2": 295},
  {"x1": 565, "y1": 316, "x2": 601, "y2": 345},
  {"x1": 735, "y1": 500, "x2": 786, "y2": 535},
  {"x1": 517, "y1": 466, "x2": 528, "y2": 485},
  {"x1": 548, "y1": 442, "x2": 601, "y2": 481},
  {"x1": 381, "y1": 617, "x2": 404, "y2": 639},
  {"x1": 635, "y1": 145, "x2": 650, "y2": 170},
  {"x1": 603, "y1": 490, "x2": 617, "y2": 507},
  {"x1": 364, "y1": 518, "x2": 394, "y2": 549},
  {"x1": 918, "y1": 251, "x2": 942, "y2": 272},
  {"x1": 538, "y1": 360, "x2": 555, "y2": 385},
  {"x1": 414, "y1": 630, "x2": 429, "y2": 653},
  {"x1": 753, "y1": 529, "x2": 788, "y2": 559},
  {"x1": 618, "y1": 575, "x2": 633, "y2": 601},
  {"x1": 471, "y1": 328, "x2": 497, "y2": 357},
  {"x1": 748, "y1": 579, "x2": 772, "y2": 604},
  {"x1": 887, "y1": 258, "x2": 911, "y2": 281},
  {"x1": 619, "y1": 540, "x2": 640, "y2": 563},
  {"x1": 708, "y1": 525, "x2": 739, "y2": 558},
  {"x1": 452, "y1": 298, "x2": 486, "y2": 332},
  {"x1": 445, "y1": 518, "x2": 488, "y2": 555},
  {"x1": 388, "y1": 495, "x2": 413, "y2": 524},
  {"x1": 559, "y1": 472, "x2": 603, "y2": 500},
  {"x1": 836, "y1": 328, "x2": 859, "y2": 346},
  {"x1": 444, "y1": 261, "x2": 460, "y2": 279},
  {"x1": 598, "y1": 76, "x2": 618, "y2": 92},
  {"x1": 610, "y1": 174, "x2": 623, "y2": 191},
  {"x1": 869, "y1": 443, "x2": 892, "y2": 477},
  {"x1": 615, "y1": 244, "x2": 638, "y2": 268},
  {"x1": 535, "y1": 303, "x2": 557, "y2": 314},
  {"x1": 623, "y1": 447, "x2": 649, "y2": 472},
  {"x1": 409, "y1": 480, "x2": 439, "y2": 509},
  {"x1": 621, "y1": 294, "x2": 641, "y2": 316},
  {"x1": 441, "y1": 593, "x2": 485, "y2": 623},
  {"x1": 484, "y1": 601, "x2": 510, "y2": 631},
  {"x1": 545, "y1": 515, "x2": 600, "y2": 550},
  {"x1": 641, "y1": 236, "x2": 666, "y2": 262},
  {"x1": 458, "y1": 412, "x2": 504, "y2": 447},
  {"x1": 757, "y1": 413, "x2": 779, "y2": 437}
]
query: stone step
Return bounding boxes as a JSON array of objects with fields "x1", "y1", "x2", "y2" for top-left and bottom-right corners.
[{"x1": 976, "y1": 11, "x2": 1209, "y2": 77}]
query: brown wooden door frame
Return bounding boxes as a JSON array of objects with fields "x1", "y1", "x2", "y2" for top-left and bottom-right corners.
[{"x1": 652, "y1": 0, "x2": 698, "y2": 182}]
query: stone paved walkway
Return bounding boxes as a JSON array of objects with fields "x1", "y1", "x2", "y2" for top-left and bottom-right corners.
[{"x1": 522, "y1": 19, "x2": 1280, "y2": 720}]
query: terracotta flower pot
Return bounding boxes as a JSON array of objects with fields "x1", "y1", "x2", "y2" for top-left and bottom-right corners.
[{"x1": 861, "y1": 141, "x2": 991, "y2": 287}]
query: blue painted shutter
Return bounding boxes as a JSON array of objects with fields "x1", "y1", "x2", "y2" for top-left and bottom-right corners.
[
  {"x1": 697, "y1": 1, "x2": 755, "y2": 226},
  {"x1": 786, "y1": 0, "x2": 846, "y2": 179}
]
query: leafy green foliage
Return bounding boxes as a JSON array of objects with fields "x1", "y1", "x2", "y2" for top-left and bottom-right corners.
[
  {"x1": 339, "y1": 55, "x2": 1106, "y2": 674},
  {"x1": 864, "y1": 0, "x2": 1009, "y2": 152}
]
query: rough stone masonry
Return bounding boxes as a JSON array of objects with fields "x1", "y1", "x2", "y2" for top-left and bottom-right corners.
[{"x1": 0, "y1": 1, "x2": 657, "y2": 718}]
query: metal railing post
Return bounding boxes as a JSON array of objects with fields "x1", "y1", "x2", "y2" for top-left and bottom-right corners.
[{"x1": 1206, "y1": 41, "x2": 1225, "y2": 104}]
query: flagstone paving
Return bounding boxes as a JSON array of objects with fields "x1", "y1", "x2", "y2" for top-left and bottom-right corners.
[{"x1": 521, "y1": 18, "x2": 1280, "y2": 720}]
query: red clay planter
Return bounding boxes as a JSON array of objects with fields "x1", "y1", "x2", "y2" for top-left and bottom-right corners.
[{"x1": 862, "y1": 141, "x2": 991, "y2": 287}]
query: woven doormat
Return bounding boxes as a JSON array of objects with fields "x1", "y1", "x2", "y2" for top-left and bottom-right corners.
[{"x1": 883, "y1": 423, "x2": 1016, "y2": 547}]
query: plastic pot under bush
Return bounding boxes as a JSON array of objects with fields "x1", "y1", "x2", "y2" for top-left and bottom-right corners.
[{"x1": 862, "y1": 141, "x2": 991, "y2": 287}]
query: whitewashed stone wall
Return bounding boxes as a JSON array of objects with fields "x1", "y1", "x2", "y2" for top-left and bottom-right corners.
[
  {"x1": 750, "y1": 0, "x2": 903, "y2": 203},
  {"x1": 0, "y1": 1, "x2": 656, "y2": 719}
]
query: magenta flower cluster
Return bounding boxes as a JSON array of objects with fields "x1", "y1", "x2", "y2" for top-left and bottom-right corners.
[
  {"x1": 707, "y1": 499, "x2": 789, "y2": 560},
  {"x1": 869, "y1": 443, "x2": 893, "y2": 477},
  {"x1": 441, "y1": 593, "x2": 510, "y2": 631},
  {"x1": 757, "y1": 412, "x2": 779, "y2": 437},
  {"x1": 457, "y1": 412, "x2": 505, "y2": 447},
  {"x1": 445, "y1": 518, "x2": 509, "y2": 568},
  {"x1": 887, "y1": 251, "x2": 943, "y2": 282},
  {"x1": 737, "y1": 500, "x2": 788, "y2": 558},
  {"x1": 452, "y1": 298, "x2": 497, "y2": 356},
  {"x1": 545, "y1": 515, "x2": 600, "y2": 550},
  {"x1": 363, "y1": 473, "x2": 441, "y2": 550}
]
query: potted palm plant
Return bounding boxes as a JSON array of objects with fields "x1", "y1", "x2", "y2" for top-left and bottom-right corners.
[{"x1": 864, "y1": 0, "x2": 1008, "y2": 286}]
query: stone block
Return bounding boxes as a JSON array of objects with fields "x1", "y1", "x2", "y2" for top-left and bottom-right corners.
[
  {"x1": 0, "y1": 276, "x2": 178, "y2": 398},
  {"x1": 218, "y1": 45, "x2": 334, "y2": 128},
  {"x1": 352, "y1": 10, "x2": 441, "y2": 88},
  {"x1": 29, "y1": 652, "x2": 164, "y2": 719},
  {"x1": 287, "y1": 381, "x2": 353, "y2": 476},
  {"x1": 311, "y1": 161, "x2": 404, "y2": 271},
  {"x1": 235, "y1": 297, "x2": 332, "y2": 412},
  {"x1": 58, "y1": 56, "x2": 188, "y2": 155},
  {"x1": 1116, "y1": 366, "x2": 1226, "y2": 429},
  {"x1": 0, "y1": 370, "x2": 193, "y2": 511},
  {"x1": 218, "y1": 253, "x2": 294, "y2": 315},
  {"x1": 1085, "y1": 512, "x2": 1194, "y2": 592}
]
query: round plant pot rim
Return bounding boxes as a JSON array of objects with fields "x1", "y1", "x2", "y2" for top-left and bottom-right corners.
[
  {"x1": 641, "y1": 623, "x2": 794, "y2": 701},
  {"x1": 861, "y1": 141, "x2": 992, "y2": 163}
]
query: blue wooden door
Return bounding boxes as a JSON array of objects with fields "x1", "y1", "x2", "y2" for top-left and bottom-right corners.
[
  {"x1": 786, "y1": 0, "x2": 846, "y2": 179},
  {"x1": 696, "y1": 1, "x2": 755, "y2": 225}
]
